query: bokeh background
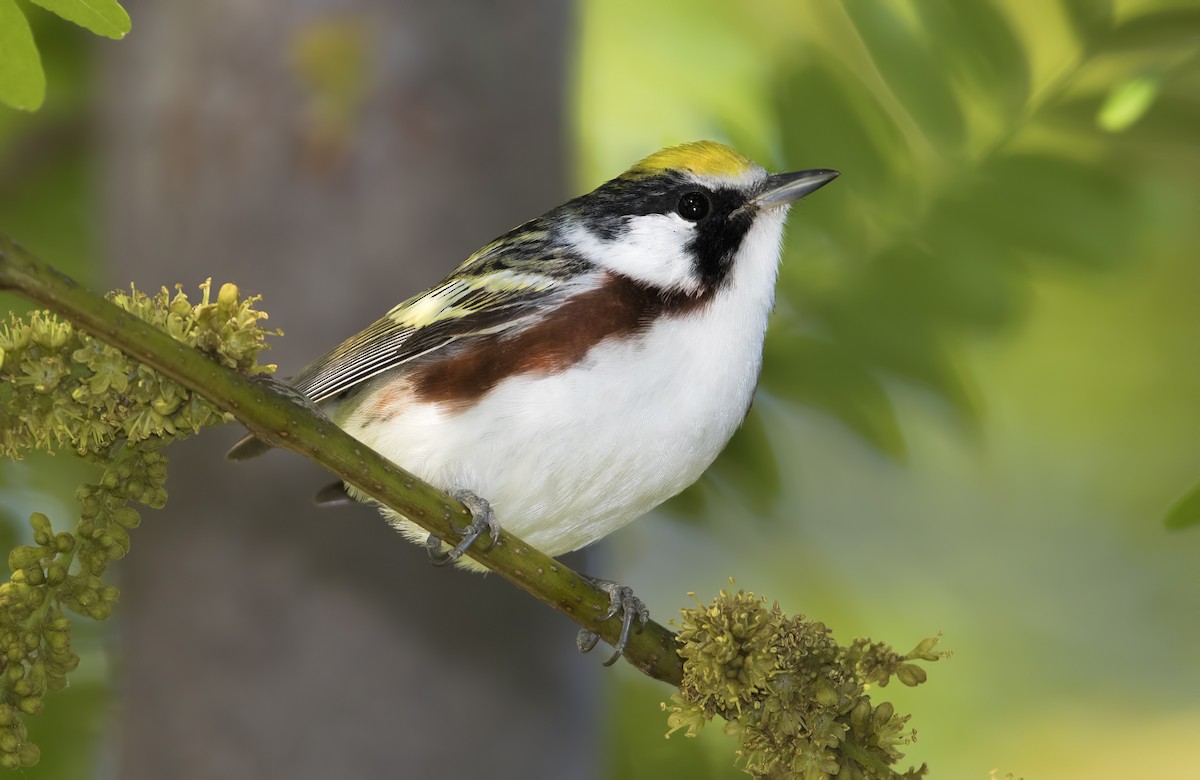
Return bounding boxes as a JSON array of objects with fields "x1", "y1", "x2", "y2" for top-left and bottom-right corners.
[{"x1": 2, "y1": 0, "x2": 1199, "y2": 777}]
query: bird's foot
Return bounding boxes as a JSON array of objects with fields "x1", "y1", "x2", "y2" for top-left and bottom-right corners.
[
  {"x1": 577, "y1": 579, "x2": 649, "y2": 667},
  {"x1": 426, "y1": 490, "x2": 500, "y2": 566}
]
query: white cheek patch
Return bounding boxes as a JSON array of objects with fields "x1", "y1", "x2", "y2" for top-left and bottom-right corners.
[{"x1": 563, "y1": 216, "x2": 702, "y2": 294}]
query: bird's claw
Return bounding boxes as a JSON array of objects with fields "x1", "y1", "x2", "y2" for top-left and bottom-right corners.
[
  {"x1": 426, "y1": 490, "x2": 500, "y2": 566},
  {"x1": 577, "y1": 579, "x2": 649, "y2": 667}
]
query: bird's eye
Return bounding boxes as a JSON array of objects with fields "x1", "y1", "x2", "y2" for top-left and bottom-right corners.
[{"x1": 676, "y1": 192, "x2": 710, "y2": 222}]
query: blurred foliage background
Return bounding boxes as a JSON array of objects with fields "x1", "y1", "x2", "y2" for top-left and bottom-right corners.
[
  {"x1": 0, "y1": 8, "x2": 110, "y2": 779},
  {"x1": 2, "y1": 0, "x2": 1199, "y2": 777},
  {"x1": 579, "y1": 1, "x2": 1200, "y2": 777}
]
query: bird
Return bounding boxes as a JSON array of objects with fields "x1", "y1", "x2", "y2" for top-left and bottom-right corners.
[{"x1": 229, "y1": 140, "x2": 838, "y2": 661}]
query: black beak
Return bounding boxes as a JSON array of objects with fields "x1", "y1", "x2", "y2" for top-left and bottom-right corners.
[{"x1": 752, "y1": 169, "x2": 840, "y2": 210}]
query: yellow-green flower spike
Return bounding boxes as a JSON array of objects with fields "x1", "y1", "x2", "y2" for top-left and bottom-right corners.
[
  {"x1": 0, "y1": 280, "x2": 278, "y2": 766},
  {"x1": 664, "y1": 587, "x2": 941, "y2": 779}
]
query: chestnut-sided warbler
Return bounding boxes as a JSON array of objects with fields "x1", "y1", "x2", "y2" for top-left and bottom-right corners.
[{"x1": 230, "y1": 141, "x2": 836, "y2": 657}]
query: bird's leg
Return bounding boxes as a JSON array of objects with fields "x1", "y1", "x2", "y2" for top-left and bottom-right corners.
[
  {"x1": 576, "y1": 578, "x2": 650, "y2": 667},
  {"x1": 426, "y1": 489, "x2": 501, "y2": 566}
]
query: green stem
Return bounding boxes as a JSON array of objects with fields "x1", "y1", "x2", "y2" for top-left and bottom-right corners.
[{"x1": 0, "y1": 234, "x2": 685, "y2": 687}]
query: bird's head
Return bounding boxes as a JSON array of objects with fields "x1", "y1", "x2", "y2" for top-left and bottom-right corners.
[{"x1": 559, "y1": 140, "x2": 838, "y2": 297}]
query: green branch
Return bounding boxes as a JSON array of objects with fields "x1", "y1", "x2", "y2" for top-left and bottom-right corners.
[
  {"x1": 0, "y1": 234, "x2": 941, "y2": 777},
  {"x1": 0, "y1": 233, "x2": 684, "y2": 686}
]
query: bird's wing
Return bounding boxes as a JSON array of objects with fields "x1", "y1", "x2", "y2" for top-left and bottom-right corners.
[{"x1": 291, "y1": 251, "x2": 591, "y2": 404}]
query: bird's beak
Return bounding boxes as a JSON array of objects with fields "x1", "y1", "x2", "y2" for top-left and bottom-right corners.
[{"x1": 747, "y1": 168, "x2": 840, "y2": 212}]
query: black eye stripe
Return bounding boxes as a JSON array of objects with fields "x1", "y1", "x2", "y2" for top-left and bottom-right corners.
[
  {"x1": 686, "y1": 187, "x2": 755, "y2": 288},
  {"x1": 572, "y1": 174, "x2": 738, "y2": 220},
  {"x1": 564, "y1": 172, "x2": 754, "y2": 290}
]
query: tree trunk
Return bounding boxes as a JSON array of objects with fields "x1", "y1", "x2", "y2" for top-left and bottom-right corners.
[{"x1": 100, "y1": 2, "x2": 596, "y2": 777}]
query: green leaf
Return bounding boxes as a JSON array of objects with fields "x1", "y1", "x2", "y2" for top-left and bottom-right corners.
[
  {"x1": 843, "y1": 0, "x2": 965, "y2": 149},
  {"x1": 861, "y1": 240, "x2": 1021, "y2": 333},
  {"x1": 914, "y1": 0, "x2": 1029, "y2": 114},
  {"x1": 659, "y1": 478, "x2": 710, "y2": 521},
  {"x1": 0, "y1": 0, "x2": 46, "y2": 110},
  {"x1": 955, "y1": 154, "x2": 1138, "y2": 271},
  {"x1": 1097, "y1": 75, "x2": 1162, "y2": 132},
  {"x1": 818, "y1": 294, "x2": 976, "y2": 417},
  {"x1": 775, "y1": 61, "x2": 909, "y2": 227},
  {"x1": 28, "y1": 0, "x2": 130, "y2": 40},
  {"x1": 1061, "y1": 0, "x2": 1112, "y2": 47},
  {"x1": 1164, "y1": 481, "x2": 1200, "y2": 529},
  {"x1": 761, "y1": 334, "x2": 906, "y2": 459},
  {"x1": 709, "y1": 407, "x2": 782, "y2": 516},
  {"x1": 1101, "y1": 8, "x2": 1200, "y2": 52}
]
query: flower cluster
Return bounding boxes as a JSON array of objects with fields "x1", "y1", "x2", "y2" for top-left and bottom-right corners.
[
  {"x1": 0, "y1": 281, "x2": 276, "y2": 767},
  {"x1": 664, "y1": 586, "x2": 941, "y2": 779},
  {"x1": 1, "y1": 281, "x2": 274, "y2": 458}
]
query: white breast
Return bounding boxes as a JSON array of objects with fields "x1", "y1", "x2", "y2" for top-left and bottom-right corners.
[{"x1": 341, "y1": 209, "x2": 788, "y2": 563}]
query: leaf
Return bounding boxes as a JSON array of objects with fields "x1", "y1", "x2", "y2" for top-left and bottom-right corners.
[
  {"x1": 1040, "y1": 81, "x2": 1200, "y2": 161},
  {"x1": 0, "y1": 0, "x2": 46, "y2": 110},
  {"x1": 776, "y1": 61, "x2": 908, "y2": 206},
  {"x1": 843, "y1": 0, "x2": 965, "y2": 149},
  {"x1": 1097, "y1": 75, "x2": 1162, "y2": 132},
  {"x1": 707, "y1": 407, "x2": 782, "y2": 516},
  {"x1": 917, "y1": 197, "x2": 1031, "y2": 334},
  {"x1": 660, "y1": 478, "x2": 710, "y2": 521},
  {"x1": 1061, "y1": 0, "x2": 1113, "y2": 47},
  {"x1": 913, "y1": 0, "x2": 1029, "y2": 114},
  {"x1": 1164, "y1": 481, "x2": 1200, "y2": 529},
  {"x1": 953, "y1": 154, "x2": 1138, "y2": 271},
  {"x1": 27, "y1": 0, "x2": 130, "y2": 40},
  {"x1": 818, "y1": 293, "x2": 976, "y2": 417},
  {"x1": 1101, "y1": 8, "x2": 1200, "y2": 52},
  {"x1": 761, "y1": 333, "x2": 906, "y2": 459}
]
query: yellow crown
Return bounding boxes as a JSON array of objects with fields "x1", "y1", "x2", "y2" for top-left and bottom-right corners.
[{"x1": 623, "y1": 140, "x2": 755, "y2": 180}]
